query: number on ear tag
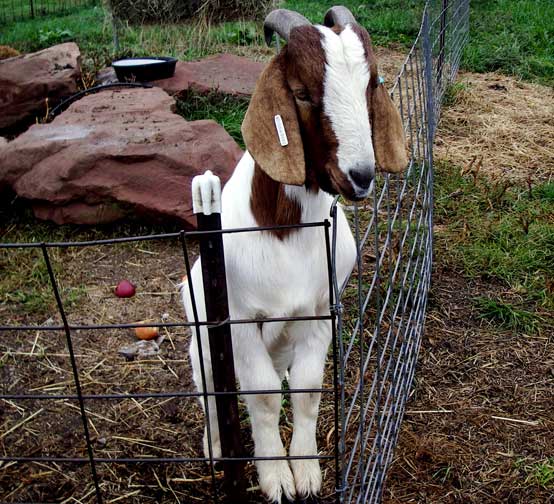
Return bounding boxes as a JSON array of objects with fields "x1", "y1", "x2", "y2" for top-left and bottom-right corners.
[{"x1": 274, "y1": 114, "x2": 289, "y2": 147}]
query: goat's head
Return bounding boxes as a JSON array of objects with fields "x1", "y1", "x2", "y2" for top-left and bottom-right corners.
[{"x1": 242, "y1": 6, "x2": 408, "y2": 201}]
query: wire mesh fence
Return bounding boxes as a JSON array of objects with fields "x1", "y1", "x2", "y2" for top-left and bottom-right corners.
[
  {"x1": 0, "y1": 0, "x2": 96, "y2": 24},
  {"x1": 334, "y1": 1, "x2": 469, "y2": 501},
  {"x1": 0, "y1": 0, "x2": 468, "y2": 502}
]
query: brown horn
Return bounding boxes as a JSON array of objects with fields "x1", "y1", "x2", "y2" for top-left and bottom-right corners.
[
  {"x1": 323, "y1": 5, "x2": 357, "y2": 27},
  {"x1": 263, "y1": 9, "x2": 311, "y2": 46}
]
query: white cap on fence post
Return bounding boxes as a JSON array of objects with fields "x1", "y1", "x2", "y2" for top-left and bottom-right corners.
[{"x1": 191, "y1": 170, "x2": 221, "y2": 215}]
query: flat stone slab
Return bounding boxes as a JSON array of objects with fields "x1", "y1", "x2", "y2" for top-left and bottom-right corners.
[
  {"x1": 0, "y1": 87, "x2": 242, "y2": 227},
  {"x1": 97, "y1": 54, "x2": 264, "y2": 97},
  {"x1": 0, "y1": 42, "x2": 81, "y2": 133}
]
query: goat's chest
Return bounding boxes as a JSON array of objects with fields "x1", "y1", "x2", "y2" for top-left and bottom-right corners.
[{"x1": 222, "y1": 207, "x2": 356, "y2": 317}]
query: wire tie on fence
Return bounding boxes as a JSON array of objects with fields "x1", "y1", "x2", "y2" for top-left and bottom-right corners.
[
  {"x1": 206, "y1": 316, "x2": 231, "y2": 329},
  {"x1": 330, "y1": 303, "x2": 344, "y2": 316}
]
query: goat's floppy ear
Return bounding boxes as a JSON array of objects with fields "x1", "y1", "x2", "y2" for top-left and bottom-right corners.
[
  {"x1": 371, "y1": 77, "x2": 409, "y2": 173},
  {"x1": 241, "y1": 53, "x2": 305, "y2": 186}
]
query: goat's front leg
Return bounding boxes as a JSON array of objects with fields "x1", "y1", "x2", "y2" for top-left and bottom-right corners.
[
  {"x1": 235, "y1": 323, "x2": 295, "y2": 503},
  {"x1": 287, "y1": 319, "x2": 331, "y2": 498}
]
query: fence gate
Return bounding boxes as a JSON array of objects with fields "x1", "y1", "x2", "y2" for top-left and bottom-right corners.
[{"x1": 0, "y1": 0, "x2": 469, "y2": 502}]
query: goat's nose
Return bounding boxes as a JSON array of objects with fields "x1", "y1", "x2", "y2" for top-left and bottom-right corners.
[{"x1": 349, "y1": 166, "x2": 374, "y2": 191}]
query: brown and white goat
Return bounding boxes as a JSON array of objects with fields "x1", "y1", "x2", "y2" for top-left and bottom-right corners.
[{"x1": 182, "y1": 6, "x2": 407, "y2": 502}]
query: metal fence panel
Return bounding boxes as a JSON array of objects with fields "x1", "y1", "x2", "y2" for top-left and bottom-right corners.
[{"x1": 334, "y1": 0, "x2": 469, "y2": 501}]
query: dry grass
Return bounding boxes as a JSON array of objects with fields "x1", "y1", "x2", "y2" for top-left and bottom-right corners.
[{"x1": 435, "y1": 72, "x2": 554, "y2": 183}]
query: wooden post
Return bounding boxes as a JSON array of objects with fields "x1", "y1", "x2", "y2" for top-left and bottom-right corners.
[{"x1": 192, "y1": 171, "x2": 247, "y2": 503}]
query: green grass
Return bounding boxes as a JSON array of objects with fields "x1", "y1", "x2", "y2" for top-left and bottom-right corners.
[
  {"x1": 175, "y1": 91, "x2": 249, "y2": 148},
  {"x1": 473, "y1": 297, "x2": 542, "y2": 333},
  {"x1": 284, "y1": 0, "x2": 421, "y2": 46},
  {"x1": 0, "y1": 5, "x2": 268, "y2": 75},
  {"x1": 435, "y1": 161, "x2": 554, "y2": 315},
  {"x1": 2, "y1": 0, "x2": 553, "y2": 87},
  {"x1": 516, "y1": 458, "x2": 554, "y2": 489},
  {"x1": 0, "y1": 0, "x2": 92, "y2": 23},
  {"x1": 463, "y1": 0, "x2": 554, "y2": 86}
]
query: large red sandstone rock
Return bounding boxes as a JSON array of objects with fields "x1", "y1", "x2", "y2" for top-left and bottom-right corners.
[
  {"x1": 0, "y1": 42, "x2": 81, "y2": 133},
  {"x1": 98, "y1": 54, "x2": 264, "y2": 97},
  {"x1": 0, "y1": 87, "x2": 242, "y2": 227}
]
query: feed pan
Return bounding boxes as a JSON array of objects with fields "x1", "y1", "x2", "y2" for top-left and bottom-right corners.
[{"x1": 112, "y1": 57, "x2": 177, "y2": 82}]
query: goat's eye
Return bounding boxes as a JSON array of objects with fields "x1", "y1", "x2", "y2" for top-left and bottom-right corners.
[{"x1": 294, "y1": 89, "x2": 312, "y2": 103}]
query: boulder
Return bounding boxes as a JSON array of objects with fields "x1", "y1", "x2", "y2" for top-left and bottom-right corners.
[
  {"x1": 0, "y1": 87, "x2": 242, "y2": 227},
  {"x1": 156, "y1": 54, "x2": 264, "y2": 97},
  {"x1": 98, "y1": 54, "x2": 264, "y2": 97},
  {"x1": 0, "y1": 42, "x2": 81, "y2": 133}
]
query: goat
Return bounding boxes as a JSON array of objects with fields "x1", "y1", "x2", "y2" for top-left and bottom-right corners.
[{"x1": 181, "y1": 6, "x2": 407, "y2": 502}]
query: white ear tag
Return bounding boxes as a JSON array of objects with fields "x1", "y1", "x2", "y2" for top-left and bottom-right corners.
[{"x1": 274, "y1": 114, "x2": 288, "y2": 147}]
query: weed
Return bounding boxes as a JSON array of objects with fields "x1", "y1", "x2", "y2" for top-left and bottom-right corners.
[
  {"x1": 473, "y1": 296, "x2": 541, "y2": 333},
  {"x1": 38, "y1": 28, "x2": 74, "y2": 45},
  {"x1": 442, "y1": 82, "x2": 469, "y2": 107},
  {"x1": 432, "y1": 465, "x2": 453, "y2": 484},
  {"x1": 516, "y1": 457, "x2": 554, "y2": 489},
  {"x1": 529, "y1": 459, "x2": 554, "y2": 489}
]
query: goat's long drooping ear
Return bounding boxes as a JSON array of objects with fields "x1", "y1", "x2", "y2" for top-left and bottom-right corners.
[
  {"x1": 370, "y1": 75, "x2": 409, "y2": 173},
  {"x1": 242, "y1": 9, "x2": 311, "y2": 186},
  {"x1": 242, "y1": 54, "x2": 305, "y2": 185}
]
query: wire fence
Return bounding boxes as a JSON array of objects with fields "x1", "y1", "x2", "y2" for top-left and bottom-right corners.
[
  {"x1": 0, "y1": 0, "x2": 96, "y2": 24},
  {"x1": 334, "y1": 0, "x2": 469, "y2": 501},
  {"x1": 0, "y1": 0, "x2": 468, "y2": 502}
]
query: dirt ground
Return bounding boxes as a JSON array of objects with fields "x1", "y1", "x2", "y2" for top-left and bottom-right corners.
[{"x1": 384, "y1": 268, "x2": 554, "y2": 504}]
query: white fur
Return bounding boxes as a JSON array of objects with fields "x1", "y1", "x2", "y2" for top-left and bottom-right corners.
[
  {"x1": 182, "y1": 152, "x2": 356, "y2": 502},
  {"x1": 318, "y1": 24, "x2": 375, "y2": 197}
]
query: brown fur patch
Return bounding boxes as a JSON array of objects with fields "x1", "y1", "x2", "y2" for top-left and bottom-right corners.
[
  {"x1": 250, "y1": 162, "x2": 302, "y2": 240},
  {"x1": 241, "y1": 52, "x2": 306, "y2": 186}
]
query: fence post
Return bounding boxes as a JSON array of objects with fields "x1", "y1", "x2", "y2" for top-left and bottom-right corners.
[
  {"x1": 436, "y1": 0, "x2": 449, "y2": 92},
  {"x1": 191, "y1": 171, "x2": 247, "y2": 503},
  {"x1": 422, "y1": 6, "x2": 436, "y2": 149}
]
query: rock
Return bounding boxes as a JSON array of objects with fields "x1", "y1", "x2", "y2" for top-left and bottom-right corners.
[
  {"x1": 95, "y1": 66, "x2": 118, "y2": 85},
  {"x1": 97, "y1": 54, "x2": 263, "y2": 96},
  {"x1": 118, "y1": 339, "x2": 160, "y2": 361},
  {"x1": 152, "y1": 54, "x2": 263, "y2": 97},
  {"x1": 0, "y1": 42, "x2": 81, "y2": 133},
  {"x1": 0, "y1": 87, "x2": 242, "y2": 227}
]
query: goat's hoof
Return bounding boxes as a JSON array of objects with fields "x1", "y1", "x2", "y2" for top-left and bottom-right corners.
[
  {"x1": 290, "y1": 458, "x2": 322, "y2": 499},
  {"x1": 258, "y1": 460, "x2": 296, "y2": 503}
]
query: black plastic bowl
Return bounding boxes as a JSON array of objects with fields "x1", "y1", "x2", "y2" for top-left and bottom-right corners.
[{"x1": 112, "y1": 57, "x2": 177, "y2": 83}]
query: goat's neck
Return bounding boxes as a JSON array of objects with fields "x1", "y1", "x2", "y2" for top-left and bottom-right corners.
[{"x1": 250, "y1": 162, "x2": 304, "y2": 239}]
